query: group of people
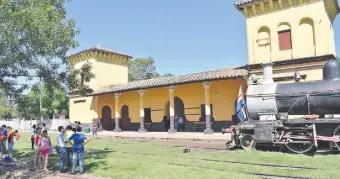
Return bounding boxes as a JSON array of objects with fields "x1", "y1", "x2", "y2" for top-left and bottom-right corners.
[
  {"x1": 30, "y1": 121, "x2": 92, "y2": 174},
  {"x1": 0, "y1": 125, "x2": 20, "y2": 158}
]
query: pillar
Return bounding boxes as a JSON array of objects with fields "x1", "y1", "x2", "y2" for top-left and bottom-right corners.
[
  {"x1": 114, "y1": 93, "x2": 121, "y2": 132},
  {"x1": 203, "y1": 82, "x2": 213, "y2": 134},
  {"x1": 168, "y1": 86, "x2": 177, "y2": 133},
  {"x1": 138, "y1": 90, "x2": 147, "y2": 133},
  {"x1": 94, "y1": 96, "x2": 102, "y2": 131}
]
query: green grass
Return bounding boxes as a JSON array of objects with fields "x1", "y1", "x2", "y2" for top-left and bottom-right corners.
[{"x1": 12, "y1": 133, "x2": 340, "y2": 179}]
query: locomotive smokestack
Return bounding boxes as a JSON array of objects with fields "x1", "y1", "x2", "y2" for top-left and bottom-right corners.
[
  {"x1": 261, "y1": 63, "x2": 274, "y2": 84},
  {"x1": 323, "y1": 59, "x2": 340, "y2": 81}
]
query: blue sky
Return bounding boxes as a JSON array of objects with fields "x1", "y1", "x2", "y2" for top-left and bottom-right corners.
[{"x1": 65, "y1": 0, "x2": 340, "y2": 75}]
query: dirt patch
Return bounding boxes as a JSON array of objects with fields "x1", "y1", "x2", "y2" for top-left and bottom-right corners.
[{"x1": 0, "y1": 159, "x2": 109, "y2": 179}]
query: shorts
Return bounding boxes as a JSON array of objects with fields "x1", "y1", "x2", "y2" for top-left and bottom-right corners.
[{"x1": 40, "y1": 148, "x2": 49, "y2": 156}]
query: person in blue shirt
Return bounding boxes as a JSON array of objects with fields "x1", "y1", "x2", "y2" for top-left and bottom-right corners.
[
  {"x1": 0, "y1": 125, "x2": 8, "y2": 155},
  {"x1": 68, "y1": 126, "x2": 91, "y2": 174}
]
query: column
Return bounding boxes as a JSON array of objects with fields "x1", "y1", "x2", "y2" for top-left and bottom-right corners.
[
  {"x1": 168, "y1": 86, "x2": 177, "y2": 133},
  {"x1": 203, "y1": 82, "x2": 213, "y2": 134},
  {"x1": 94, "y1": 96, "x2": 102, "y2": 131},
  {"x1": 138, "y1": 90, "x2": 147, "y2": 133},
  {"x1": 114, "y1": 93, "x2": 121, "y2": 132}
]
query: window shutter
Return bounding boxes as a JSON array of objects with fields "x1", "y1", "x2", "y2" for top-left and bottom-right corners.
[{"x1": 278, "y1": 30, "x2": 292, "y2": 50}]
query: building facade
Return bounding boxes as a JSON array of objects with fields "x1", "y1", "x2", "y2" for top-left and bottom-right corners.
[
  {"x1": 68, "y1": 0, "x2": 339, "y2": 133},
  {"x1": 235, "y1": 0, "x2": 339, "y2": 83}
]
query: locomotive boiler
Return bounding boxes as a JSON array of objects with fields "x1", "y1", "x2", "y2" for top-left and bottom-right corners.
[{"x1": 224, "y1": 59, "x2": 340, "y2": 154}]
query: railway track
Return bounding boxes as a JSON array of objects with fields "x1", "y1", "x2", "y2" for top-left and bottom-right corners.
[
  {"x1": 121, "y1": 151, "x2": 316, "y2": 171},
  {"x1": 167, "y1": 163, "x2": 314, "y2": 179}
]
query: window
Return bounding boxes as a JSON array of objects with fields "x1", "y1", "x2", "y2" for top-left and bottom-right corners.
[{"x1": 278, "y1": 30, "x2": 292, "y2": 50}]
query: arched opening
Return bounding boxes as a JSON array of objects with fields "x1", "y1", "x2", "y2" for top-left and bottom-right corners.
[
  {"x1": 296, "y1": 18, "x2": 315, "y2": 57},
  {"x1": 120, "y1": 105, "x2": 130, "y2": 131},
  {"x1": 101, "y1": 106, "x2": 113, "y2": 131},
  {"x1": 164, "y1": 97, "x2": 185, "y2": 131},
  {"x1": 256, "y1": 26, "x2": 271, "y2": 63},
  {"x1": 277, "y1": 22, "x2": 292, "y2": 51}
]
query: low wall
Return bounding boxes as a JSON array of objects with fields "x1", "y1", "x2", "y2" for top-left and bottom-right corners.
[{"x1": 0, "y1": 119, "x2": 71, "y2": 131}]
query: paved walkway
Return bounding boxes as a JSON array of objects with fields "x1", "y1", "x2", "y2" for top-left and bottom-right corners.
[
  {"x1": 98, "y1": 131, "x2": 230, "y2": 141},
  {"x1": 28, "y1": 130, "x2": 230, "y2": 141}
]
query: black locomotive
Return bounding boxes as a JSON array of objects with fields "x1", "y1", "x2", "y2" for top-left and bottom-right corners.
[{"x1": 224, "y1": 59, "x2": 340, "y2": 154}]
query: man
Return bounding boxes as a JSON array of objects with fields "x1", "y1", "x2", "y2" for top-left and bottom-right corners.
[
  {"x1": 65, "y1": 125, "x2": 74, "y2": 168},
  {"x1": 68, "y1": 126, "x2": 91, "y2": 174},
  {"x1": 57, "y1": 126, "x2": 67, "y2": 173},
  {"x1": 0, "y1": 125, "x2": 8, "y2": 155},
  {"x1": 41, "y1": 123, "x2": 46, "y2": 131}
]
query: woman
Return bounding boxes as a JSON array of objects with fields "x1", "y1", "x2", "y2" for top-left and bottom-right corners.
[
  {"x1": 30, "y1": 124, "x2": 36, "y2": 150},
  {"x1": 38, "y1": 130, "x2": 51, "y2": 171}
]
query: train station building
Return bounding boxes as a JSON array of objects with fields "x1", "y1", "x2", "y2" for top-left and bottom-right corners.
[{"x1": 68, "y1": 0, "x2": 339, "y2": 133}]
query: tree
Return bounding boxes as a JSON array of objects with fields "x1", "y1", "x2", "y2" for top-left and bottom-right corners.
[
  {"x1": 0, "y1": 91, "x2": 16, "y2": 120},
  {"x1": 162, "y1": 73, "x2": 174, "y2": 77},
  {"x1": 128, "y1": 57, "x2": 174, "y2": 82},
  {"x1": 0, "y1": 0, "x2": 79, "y2": 100},
  {"x1": 337, "y1": 56, "x2": 340, "y2": 62},
  {"x1": 67, "y1": 62, "x2": 95, "y2": 96},
  {"x1": 17, "y1": 83, "x2": 68, "y2": 120}
]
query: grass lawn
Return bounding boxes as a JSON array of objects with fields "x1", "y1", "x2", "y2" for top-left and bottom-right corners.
[{"x1": 11, "y1": 132, "x2": 340, "y2": 179}]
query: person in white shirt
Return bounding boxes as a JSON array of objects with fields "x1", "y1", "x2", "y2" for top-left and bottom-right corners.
[{"x1": 57, "y1": 126, "x2": 67, "y2": 173}]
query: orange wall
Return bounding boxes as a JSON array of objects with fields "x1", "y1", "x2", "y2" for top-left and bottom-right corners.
[{"x1": 96, "y1": 78, "x2": 247, "y2": 123}]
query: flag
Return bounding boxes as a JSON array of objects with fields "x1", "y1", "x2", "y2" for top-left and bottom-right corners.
[{"x1": 236, "y1": 85, "x2": 247, "y2": 121}]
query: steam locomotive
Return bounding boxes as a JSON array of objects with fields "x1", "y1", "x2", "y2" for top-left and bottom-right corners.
[{"x1": 224, "y1": 59, "x2": 340, "y2": 154}]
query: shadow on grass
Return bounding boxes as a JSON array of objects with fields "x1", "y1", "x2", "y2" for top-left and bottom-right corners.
[{"x1": 9, "y1": 148, "x2": 116, "y2": 178}]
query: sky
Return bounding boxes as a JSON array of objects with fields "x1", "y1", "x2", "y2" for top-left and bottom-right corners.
[{"x1": 65, "y1": 0, "x2": 340, "y2": 76}]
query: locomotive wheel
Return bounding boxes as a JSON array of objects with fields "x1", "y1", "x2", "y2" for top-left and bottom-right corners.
[
  {"x1": 333, "y1": 124, "x2": 340, "y2": 150},
  {"x1": 240, "y1": 134, "x2": 256, "y2": 150},
  {"x1": 285, "y1": 124, "x2": 314, "y2": 154}
]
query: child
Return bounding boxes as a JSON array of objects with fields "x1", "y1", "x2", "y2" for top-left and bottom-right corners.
[
  {"x1": 57, "y1": 126, "x2": 67, "y2": 172},
  {"x1": 91, "y1": 119, "x2": 98, "y2": 138},
  {"x1": 38, "y1": 130, "x2": 51, "y2": 171},
  {"x1": 14, "y1": 130, "x2": 20, "y2": 143},
  {"x1": 7, "y1": 126, "x2": 14, "y2": 158},
  {"x1": 34, "y1": 127, "x2": 42, "y2": 169},
  {"x1": 68, "y1": 126, "x2": 92, "y2": 174},
  {"x1": 65, "y1": 125, "x2": 74, "y2": 168}
]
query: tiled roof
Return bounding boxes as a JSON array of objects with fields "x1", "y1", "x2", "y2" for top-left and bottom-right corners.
[
  {"x1": 67, "y1": 46, "x2": 133, "y2": 59},
  {"x1": 92, "y1": 67, "x2": 249, "y2": 95},
  {"x1": 234, "y1": 0, "x2": 262, "y2": 7}
]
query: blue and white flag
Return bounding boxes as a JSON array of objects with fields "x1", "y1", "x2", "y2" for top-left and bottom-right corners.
[{"x1": 236, "y1": 85, "x2": 247, "y2": 121}]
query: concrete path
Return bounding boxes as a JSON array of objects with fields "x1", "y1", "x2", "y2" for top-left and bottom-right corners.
[
  {"x1": 25, "y1": 130, "x2": 230, "y2": 141},
  {"x1": 99, "y1": 131, "x2": 230, "y2": 141}
]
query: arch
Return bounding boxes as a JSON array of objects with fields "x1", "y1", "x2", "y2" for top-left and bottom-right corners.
[
  {"x1": 277, "y1": 22, "x2": 291, "y2": 32},
  {"x1": 255, "y1": 26, "x2": 271, "y2": 63},
  {"x1": 101, "y1": 105, "x2": 113, "y2": 131},
  {"x1": 98, "y1": 103, "x2": 114, "y2": 118},
  {"x1": 120, "y1": 105, "x2": 130, "y2": 131},
  {"x1": 296, "y1": 17, "x2": 315, "y2": 57},
  {"x1": 163, "y1": 97, "x2": 185, "y2": 131}
]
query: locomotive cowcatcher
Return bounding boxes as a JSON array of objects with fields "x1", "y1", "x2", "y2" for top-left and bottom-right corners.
[{"x1": 223, "y1": 59, "x2": 340, "y2": 154}]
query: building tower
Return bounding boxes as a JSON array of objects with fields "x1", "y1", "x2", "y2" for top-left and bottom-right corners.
[{"x1": 235, "y1": 0, "x2": 340, "y2": 82}]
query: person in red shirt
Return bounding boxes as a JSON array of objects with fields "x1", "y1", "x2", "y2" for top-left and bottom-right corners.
[
  {"x1": 34, "y1": 127, "x2": 42, "y2": 169},
  {"x1": 14, "y1": 130, "x2": 20, "y2": 142}
]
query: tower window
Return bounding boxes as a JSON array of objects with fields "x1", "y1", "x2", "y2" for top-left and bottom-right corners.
[{"x1": 278, "y1": 30, "x2": 292, "y2": 51}]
